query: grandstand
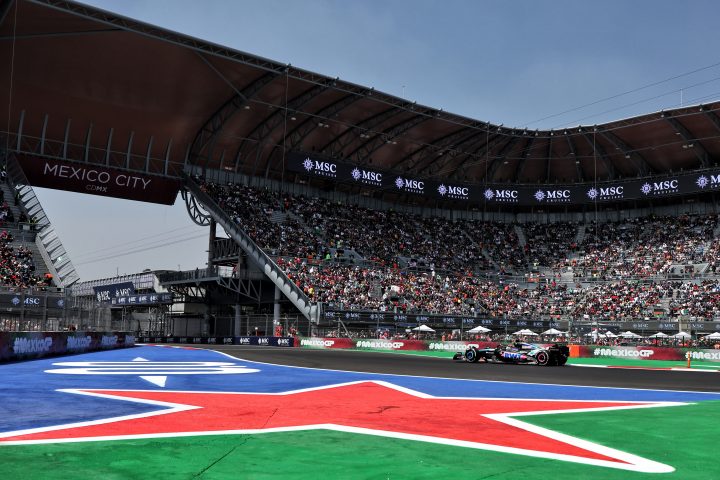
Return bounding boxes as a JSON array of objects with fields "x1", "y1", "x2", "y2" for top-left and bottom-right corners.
[{"x1": 1, "y1": 0, "x2": 719, "y2": 339}]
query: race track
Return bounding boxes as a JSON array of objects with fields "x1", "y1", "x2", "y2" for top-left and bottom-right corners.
[{"x1": 203, "y1": 345, "x2": 720, "y2": 393}]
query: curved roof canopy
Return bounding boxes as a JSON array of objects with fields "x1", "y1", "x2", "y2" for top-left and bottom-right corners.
[{"x1": 1, "y1": 0, "x2": 719, "y2": 188}]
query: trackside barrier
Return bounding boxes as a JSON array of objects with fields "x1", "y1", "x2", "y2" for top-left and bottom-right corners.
[
  {"x1": 571, "y1": 345, "x2": 720, "y2": 363},
  {"x1": 138, "y1": 336, "x2": 296, "y2": 347},
  {"x1": 297, "y1": 339, "x2": 720, "y2": 363},
  {"x1": 298, "y1": 338, "x2": 499, "y2": 351},
  {"x1": 0, "y1": 331, "x2": 135, "y2": 362}
]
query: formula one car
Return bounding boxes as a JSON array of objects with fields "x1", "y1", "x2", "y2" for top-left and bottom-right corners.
[{"x1": 453, "y1": 342, "x2": 569, "y2": 366}]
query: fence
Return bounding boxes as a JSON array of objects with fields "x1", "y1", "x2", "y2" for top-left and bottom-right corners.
[{"x1": 168, "y1": 314, "x2": 308, "y2": 338}]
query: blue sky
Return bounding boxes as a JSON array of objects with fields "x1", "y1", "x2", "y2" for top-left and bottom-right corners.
[{"x1": 33, "y1": 0, "x2": 720, "y2": 281}]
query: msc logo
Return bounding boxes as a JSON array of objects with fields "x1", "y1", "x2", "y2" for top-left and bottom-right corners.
[
  {"x1": 258, "y1": 338, "x2": 270, "y2": 345},
  {"x1": 484, "y1": 188, "x2": 518, "y2": 202},
  {"x1": 696, "y1": 174, "x2": 720, "y2": 189},
  {"x1": 395, "y1": 176, "x2": 425, "y2": 193},
  {"x1": 587, "y1": 186, "x2": 624, "y2": 200},
  {"x1": 302, "y1": 158, "x2": 337, "y2": 177},
  {"x1": 535, "y1": 189, "x2": 570, "y2": 203},
  {"x1": 351, "y1": 167, "x2": 382, "y2": 185},
  {"x1": 641, "y1": 179, "x2": 678, "y2": 195},
  {"x1": 11, "y1": 297, "x2": 40, "y2": 306},
  {"x1": 437, "y1": 184, "x2": 469, "y2": 199},
  {"x1": 277, "y1": 338, "x2": 291, "y2": 346}
]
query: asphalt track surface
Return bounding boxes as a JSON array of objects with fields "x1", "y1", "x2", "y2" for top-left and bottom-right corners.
[{"x1": 202, "y1": 345, "x2": 720, "y2": 393}]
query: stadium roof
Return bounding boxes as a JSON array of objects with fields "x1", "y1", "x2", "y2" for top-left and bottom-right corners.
[{"x1": 2, "y1": 0, "x2": 720, "y2": 190}]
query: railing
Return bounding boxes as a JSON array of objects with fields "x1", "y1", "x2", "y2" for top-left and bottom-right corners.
[
  {"x1": 5, "y1": 154, "x2": 80, "y2": 287},
  {"x1": 183, "y1": 174, "x2": 318, "y2": 322},
  {"x1": 158, "y1": 267, "x2": 267, "y2": 283}
]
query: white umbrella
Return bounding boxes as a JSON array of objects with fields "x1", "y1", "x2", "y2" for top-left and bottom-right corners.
[
  {"x1": 672, "y1": 331, "x2": 691, "y2": 339},
  {"x1": 703, "y1": 332, "x2": 720, "y2": 340},
  {"x1": 467, "y1": 325, "x2": 491, "y2": 334},
  {"x1": 604, "y1": 331, "x2": 618, "y2": 338},
  {"x1": 513, "y1": 329, "x2": 538, "y2": 336},
  {"x1": 542, "y1": 328, "x2": 565, "y2": 335},
  {"x1": 412, "y1": 324, "x2": 435, "y2": 332},
  {"x1": 649, "y1": 332, "x2": 669, "y2": 338},
  {"x1": 620, "y1": 331, "x2": 640, "y2": 338}
]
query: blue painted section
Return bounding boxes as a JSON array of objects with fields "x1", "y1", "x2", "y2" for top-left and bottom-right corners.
[{"x1": 1, "y1": 345, "x2": 718, "y2": 434}]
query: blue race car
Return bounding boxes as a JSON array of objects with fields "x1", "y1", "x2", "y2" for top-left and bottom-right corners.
[{"x1": 453, "y1": 342, "x2": 569, "y2": 366}]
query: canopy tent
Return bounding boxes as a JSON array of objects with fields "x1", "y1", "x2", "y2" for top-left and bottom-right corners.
[
  {"x1": 513, "y1": 329, "x2": 538, "y2": 336},
  {"x1": 672, "y1": 331, "x2": 691, "y2": 339},
  {"x1": 620, "y1": 331, "x2": 641, "y2": 338},
  {"x1": 412, "y1": 324, "x2": 435, "y2": 332},
  {"x1": 466, "y1": 325, "x2": 491, "y2": 334},
  {"x1": 703, "y1": 332, "x2": 720, "y2": 340},
  {"x1": 604, "y1": 331, "x2": 618, "y2": 338},
  {"x1": 541, "y1": 328, "x2": 565, "y2": 335},
  {"x1": 649, "y1": 332, "x2": 669, "y2": 338}
]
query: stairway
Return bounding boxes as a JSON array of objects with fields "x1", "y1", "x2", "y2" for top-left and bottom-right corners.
[
  {"x1": 6, "y1": 155, "x2": 79, "y2": 286},
  {"x1": 269, "y1": 211, "x2": 287, "y2": 224},
  {"x1": 462, "y1": 230, "x2": 497, "y2": 270},
  {"x1": 575, "y1": 224, "x2": 586, "y2": 245},
  {"x1": 514, "y1": 225, "x2": 527, "y2": 248},
  {"x1": 184, "y1": 175, "x2": 318, "y2": 323}
]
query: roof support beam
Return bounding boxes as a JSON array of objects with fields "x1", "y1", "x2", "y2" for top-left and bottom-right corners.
[
  {"x1": 412, "y1": 128, "x2": 486, "y2": 175},
  {"x1": 704, "y1": 110, "x2": 720, "y2": 134},
  {"x1": 566, "y1": 135, "x2": 583, "y2": 182},
  {"x1": 484, "y1": 136, "x2": 519, "y2": 182},
  {"x1": 665, "y1": 116, "x2": 709, "y2": 168},
  {"x1": 286, "y1": 92, "x2": 368, "y2": 151},
  {"x1": 349, "y1": 114, "x2": 431, "y2": 166},
  {"x1": 189, "y1": 70, "x2": 278, "y2": 169},
  {"x1": 319, "y1": 107, "x2": 404, "y2": 158},
  {"x1": 236, "y1": 80, "x2": 334, "y2": 164},
  {"x1": 514, "y1": 136, "x2": 536, "y2": 183},
  {"x1": 598, "y1": 130, "x2": 649, "y2": 176},
  {"x1": 448, "y1": 131, "x2": 505, "y2": 181},
  {"x1": 261, "y1": 90, "x2": 371, "y2": 177},
  {"x1": 544, "y1": 135, "x2": 553, "y2": 182},
  {"x1": 581, "y1": 133, "x2": 615, "y2": 180},
  {"x1": 0, "y1": 0, "x2": 15, "y2": 27}
]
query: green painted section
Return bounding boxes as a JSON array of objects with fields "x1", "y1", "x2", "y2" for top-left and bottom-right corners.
[
  {"x1": 4, "y1": 401, "x2": 719, "y2": 479},
  {"x1": 567, "y1": 356, "x2": 720, "y2": 370}
]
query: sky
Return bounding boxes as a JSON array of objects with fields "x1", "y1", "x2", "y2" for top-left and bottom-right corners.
[{"x1": 30, "y1": 0, "x2": 720, "y2": 282}]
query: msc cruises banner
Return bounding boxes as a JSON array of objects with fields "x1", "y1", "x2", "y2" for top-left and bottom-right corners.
[
  {"x1": 321, "y1": 310, "x2": 564, "y2": 330},
  {"x1": 321, "y1": 310, "x2": 720, "y2": 332},
  {"x1": 93, "y1": 282, "x2": 135, "y2": 303},
  {"x1": 15, "y1": 155, "x2": 182, "y2": 205},
  {"x1": 111, "y1": 292, "x2": 173, "y2": 307},
  {"x1": 288, "y1": 152, "x2": 720, "y2": 206}
]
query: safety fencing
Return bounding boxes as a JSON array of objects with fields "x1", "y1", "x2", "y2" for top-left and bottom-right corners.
[
  {"x1": 0, "y1": 331, "x2": 135, "y2": 362},
  {"x1": 298, "y1": 338, "x2": 720, "y2": 363},
  {"x1": 570, "y1": 345, "x2": 720, "y2": 362},
  {"x1": 137, "y1": 335, "x2": 296, "y2": 347}
]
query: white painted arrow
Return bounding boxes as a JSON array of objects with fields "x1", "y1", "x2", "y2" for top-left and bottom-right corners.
[
  {"x1": 133, "y1": 357, "x2": 167, "y2": 388},
  {"x1": 139, "y1": 376, "x2": 168, "y2": 387}
]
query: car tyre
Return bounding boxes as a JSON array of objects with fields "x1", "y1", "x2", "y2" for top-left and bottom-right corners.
[
  {"x1": 465, "y1": 347, "x2": 480, "y2": 363},
  {"x1": 535, "y1": 350, "x2": 550, "y2": 366}
]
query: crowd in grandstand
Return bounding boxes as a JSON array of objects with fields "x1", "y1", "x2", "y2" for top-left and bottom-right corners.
[
  {"x1": 198, "y1": 177, "x2": 720, "y2": 322},
  {"x1": 556, "y1": 215, "x2": 718, "y2": 279},
  {"x1": 0, "y1": 170, "x2": 51, "y2": 290}
]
